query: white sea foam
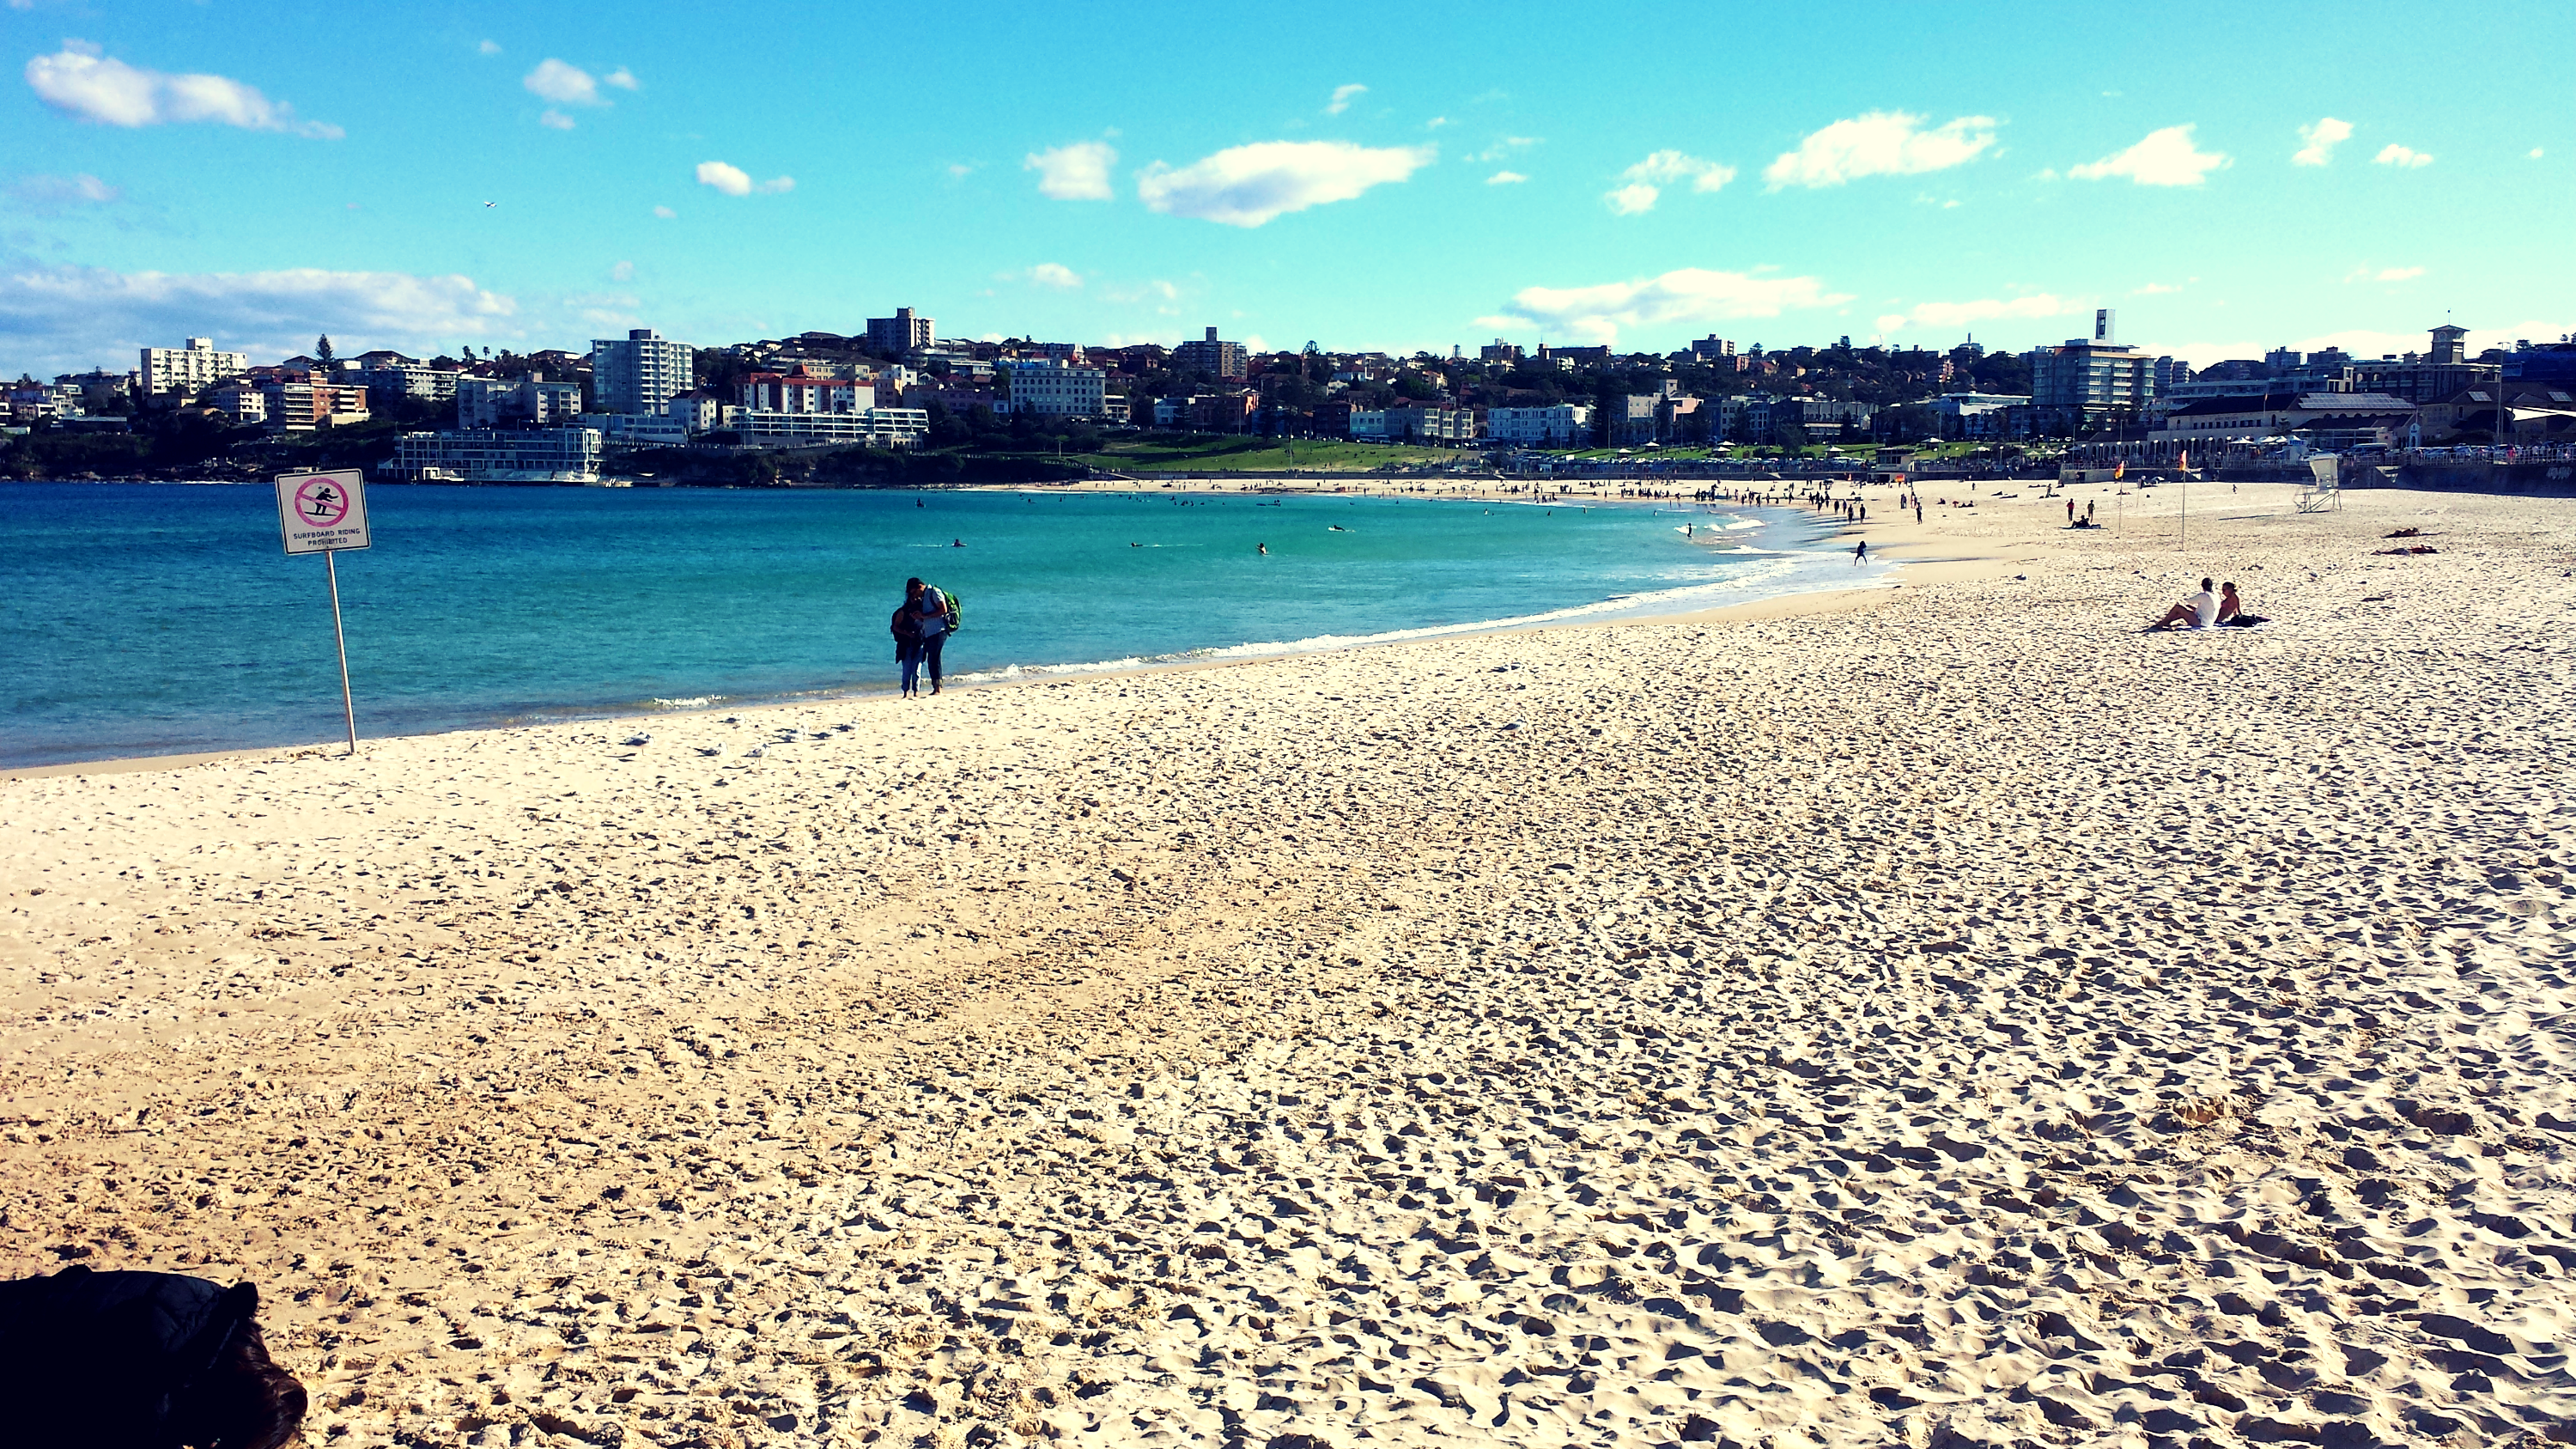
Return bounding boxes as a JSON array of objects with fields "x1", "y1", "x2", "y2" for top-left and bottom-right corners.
[{"x1": 650, "y1": 696, "x2": 723, "y2": 709}]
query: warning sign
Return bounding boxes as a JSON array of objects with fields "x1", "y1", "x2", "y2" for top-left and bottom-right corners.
[{"x1": 276, "y1": 470, "x2": 371, "y2": 555}]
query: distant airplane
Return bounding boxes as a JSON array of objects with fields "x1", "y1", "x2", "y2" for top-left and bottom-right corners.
[{"x1": 483, "y1": 201, "x2": 496, "y2": 208}]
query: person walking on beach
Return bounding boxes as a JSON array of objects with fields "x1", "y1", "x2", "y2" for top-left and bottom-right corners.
[
  {"x1": 891, "y1": 584, "x2": 927, "y2": 698},
  {"x1": 912, "y1": 577, "x2": 953, "y2": 695},
  {"x1": 1853, "y1": 539, "x2": 1868, "y2": 565}
]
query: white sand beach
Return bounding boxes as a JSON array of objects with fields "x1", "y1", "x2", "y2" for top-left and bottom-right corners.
[{"x1": 4, "y1": 479, "x2": 2572, "y2": 1447}]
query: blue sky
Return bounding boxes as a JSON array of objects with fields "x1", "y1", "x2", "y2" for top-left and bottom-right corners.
[{"x1": 4, "y1": 1, "x2": 2571, "y2": 377}]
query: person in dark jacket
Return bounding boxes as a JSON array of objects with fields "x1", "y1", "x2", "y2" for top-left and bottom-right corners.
[{"x1": 0, "y1": 1265, "x2": 306, "y2": 1449}]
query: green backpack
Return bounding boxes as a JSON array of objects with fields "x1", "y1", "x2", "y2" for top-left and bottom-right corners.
[{"x1": 938, "y1": 588, "x2": 962, "y2": 633}]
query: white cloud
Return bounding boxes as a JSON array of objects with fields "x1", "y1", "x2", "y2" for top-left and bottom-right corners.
[
  {"x1": 2069, "y1": 125, "x2": 2229, "y2": 186},
  {"x1": 651, "y1": 204, "x2": 677, "y2": 219},
  {"x1": 1024, "y1": 141, "x2": 1116, "y2": 201},
  {"x1": 1326, "y1": 82, "x2": 1366, "y2": 116},
  {"x1": 2533, "y1": 148, "x2": 2546, "y2": 160},
  {"x1": 1101, "y1": 278, "x2": 1182, "y2": 305},
  {"x1": 1137, "y1": 140, "x2": 1432, "y2": 227},
  {"x1": 522, "y1": 58, "x2": 601, "y2": 107},
  {"x1": 2373, "y1": 143, "x2": 2433, "y2": 168},
  {"x1": 25, "y1": 41, "x2": 341, "y2": 137},
  {"x1": 538, "y1": 109, "x2": 574, "y2": 131},
  {"x1": 603, "y1": 67, "x2": 639, "y2": 92},
  {"x1": 695, "y1": 161, "x2": 793, "y2": 196},
  {"x1": 1603, "y1": 149, "x2": 1736, "y2": 214},
  {"x1": 1024, "y1": 262, "x2": 1083, "y2": 289},
  {"x1": 1473, "y1": 137, "x2": 1539, "y2": 162},
  {"x1": 477, "y1": 40, "x2": 501, "y2": 57},
  {"x1": 609, "y1": 260, "x2": 635, "y2": 283},
  {"x1": 1763, "y1": 112, "x2": 1997, "y2": 189},
  {"x1": 2132, "y1": 281, "x2": 2184, "y2": 295},
  {"x1": 1482, "y1": 266, "x2": 1852, "y2": 344},
  {"x1": 1603, "y1": 184, "x2": 1657, "y2": 215},
  {"x1": 2292, "y1": 116, "x2": 2352, "y2": 166},
  {"x1": 0, "y1": 263, "x2": 516, "y2": 374},
  {"x1": 1486, "y1": 170, "x2": 1528, "y2": 186},
  {"x1": 1426, "y1": 116, "x2": 1449, "y2": 130},
  {"x1": 1877, "y1": 294, "x2": 2075, "y2": 333},
  {"x1": 9, "y1": 172, "x2": 120, "y2": 211}
]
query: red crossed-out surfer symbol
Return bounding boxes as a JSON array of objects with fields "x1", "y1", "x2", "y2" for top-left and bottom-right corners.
[{"x1": 294, "y1": 478, "x2": 350, "y2": 527}]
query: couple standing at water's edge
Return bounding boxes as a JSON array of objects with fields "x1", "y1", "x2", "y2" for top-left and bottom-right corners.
[{"x1": 891, "y1": 577, "x2": 958, "y2": 697}]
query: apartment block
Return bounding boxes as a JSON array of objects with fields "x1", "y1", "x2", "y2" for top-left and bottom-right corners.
[
  {"x1": 999, "y1": 359, "x2": 1107, "y2": 418},
  {"x1": 141, "y1": 338, "x2": 249, "y2": 399},
  {"x1": 865, "y1": 307, "x2": 935, "y2": 355},
  {"x1": 737, "y1": 368, "x2": 874, "y2": 415},
  {"x1": 592, "y1": 328, "x2": 695, "y2": 415},
  {"x1": 733, "y1": 408, "x2": 930, "y2": 448},
  {"x1": 458, "y1": 374, "x2": 582, "y2": 429},
  {"x1": 1173, "y1": 327, "x2": 1248, "y2": 381},
  {"x1": 388, "y1": 428, "x2": 604, "y2": 483}
]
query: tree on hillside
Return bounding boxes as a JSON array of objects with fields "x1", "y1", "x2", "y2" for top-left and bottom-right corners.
[{"x1": 315, "y1": 335, "x2": 335, "y2": 368}]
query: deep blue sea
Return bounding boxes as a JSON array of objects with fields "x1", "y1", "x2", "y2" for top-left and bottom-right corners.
[{"x1": 0, "y1": 483, "x2": 1856, "y2": 767}]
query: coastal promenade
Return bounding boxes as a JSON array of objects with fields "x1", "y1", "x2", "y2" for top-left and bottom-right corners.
[{"x1": 3, "y1": 482, "x2": 2570, "y2": 1446}]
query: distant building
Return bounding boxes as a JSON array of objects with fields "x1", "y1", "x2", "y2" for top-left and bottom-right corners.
[
  {"x1": 1479, "y1": 338, "x2": 1526, "y2": 363},
  {"x1": 2150, "y1": 392, "x2": 2414, "y2": 444},
  {"x1": 733, "y1": 408, "x2": 930, "y2": 448},
  {"x1": 1173, "y1": 326, "x2": 1248, "y2": 381},
  {"x1": 1605, "y1": 393, "x2": 1662, "y2": 447},
  {"x1": 2027, "y1": 335, "x2": 2158, "y2": 431},
  {"x1": 1929, "y1": 393, "x2": 2028, "y2": 441},
  {"x1": 264, "y1": 379, "x2": 370, "y2": 430},
  {"x1": 458, "y1": 374, "x2": 581, "y2": 429},
  {"x1": 736, "y1": 368, "x2": 874, "y2": 415},
  {"x1": 865, "y1": 307, "x2": 935, "y2": 355},
  {"x1": 1689, "y1": 336, "x2": 1737, "y2": 361},
  {"x1": 998, "y1": 358, "x2": 1107, "y2": 418},
  {"x1": 592, "y1": 328, "x2": 694, "y2": 415},
  {"x1": 2416, "y1": 383, "x2": 2576, "y2": 443},
  {"x1": 140, "y1": 338, "x2": 248, "y2": 399},
  {"x1": 360, "y1": 361, "x2": 464, "y2": 407},
  {"x1": 1484, "y1": 404, "x2": 1593, "y2": 447},
  {"x1": 204, "y1": 380, "x2": 267, "y2": 425},
  {"x1": 2346, "y1": 329, "x2": 2500, "y2": 404},
  {"x1": 389, "y1": 427, "x2": 603, "y2": 483}
]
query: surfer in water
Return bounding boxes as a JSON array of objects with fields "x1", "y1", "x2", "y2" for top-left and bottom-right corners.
[{"x1": 1257, "y1": 543, "x2": 1268, "y2": 555}]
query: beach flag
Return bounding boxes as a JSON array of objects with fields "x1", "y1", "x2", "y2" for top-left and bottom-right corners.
[
  {"x1": 2113, "y1": 460, "x2": 2125, "y2": 480},
  {"x1": 2178, "y1": 449, "x2": 2189, "y2": 472}
]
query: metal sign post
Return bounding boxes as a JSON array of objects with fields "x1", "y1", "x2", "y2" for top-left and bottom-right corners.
[{"x1": 274, "y1": 469, "x2": 371, "y2": 755}]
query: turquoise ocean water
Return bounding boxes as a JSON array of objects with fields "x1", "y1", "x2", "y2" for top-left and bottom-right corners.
[{"x1": 0, "y1": 483, "x2": 1857, "y2": 768}]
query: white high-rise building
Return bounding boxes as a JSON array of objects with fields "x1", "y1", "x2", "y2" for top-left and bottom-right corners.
[
  {"x1": 999, "y1": 358, "x2": 1107, "y2": 418},
  {"x1": 591, "y1": 328, "x2": 694, "y2": 415},
  {"x1": 140, "y1": 337, "x2": 248, "y2": 399}
]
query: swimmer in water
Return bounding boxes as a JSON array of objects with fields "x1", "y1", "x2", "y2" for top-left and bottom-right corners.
[
  {"x1": 951, "y1": 539, "x2": 963, "y2": 548},
  {"x1": 1257, "y1": 543, "x2": 1267, "y2": 555}
]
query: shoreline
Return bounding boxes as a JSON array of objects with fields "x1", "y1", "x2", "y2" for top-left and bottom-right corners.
[{"x1": 3, "y1": 486, "x2": 1880, "y2": 781}]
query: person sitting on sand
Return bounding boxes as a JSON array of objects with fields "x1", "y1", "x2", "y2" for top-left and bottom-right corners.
[
  {"x1": 0, "y1": 1265, "x2": 308, "y2": 1449},
  {"x1": 2147, "y1": 578, "x2": 2220, "y2": 631},
  {"x1": 2216, "y1": 581, "x2": 2269, "y2": 628}
]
